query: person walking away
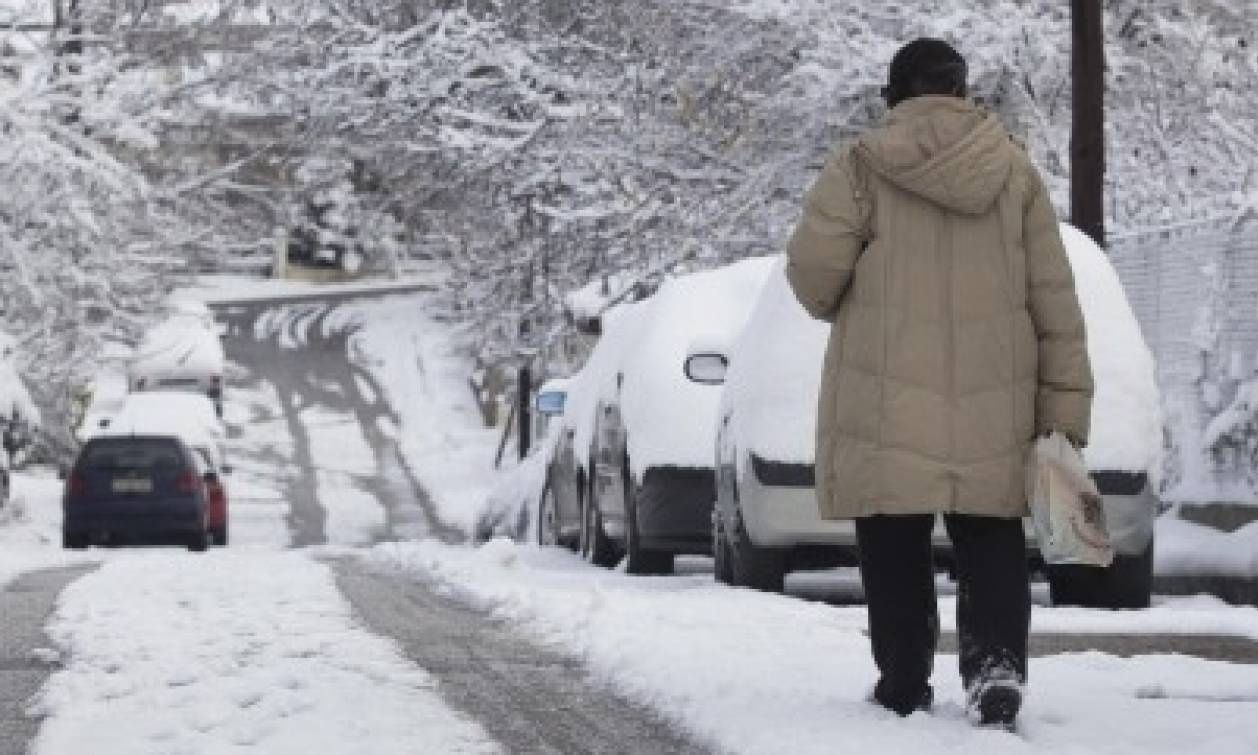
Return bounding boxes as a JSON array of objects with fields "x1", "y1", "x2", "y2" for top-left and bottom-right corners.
[{"x1": 785, "y1": 38, "x2": 1093, "y2": 728}]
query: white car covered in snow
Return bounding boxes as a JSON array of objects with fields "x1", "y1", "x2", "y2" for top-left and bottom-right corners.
[
  {"x1": 90, "y1": 391, "x2": 227, "y2": 464},
  {"x1": 127, "y1": 313, "x2": 226, "y2": 415},
  {"x1": 696, "y1": 224, "x2": 1163, "y2": 608},
  {"x1": 545, "y1": 257, "x2": 776, "y2": 574}
]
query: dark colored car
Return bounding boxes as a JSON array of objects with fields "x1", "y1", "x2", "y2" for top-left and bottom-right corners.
[{"x1": 62, "y1": 435, "x2": 213, "y2": 552}]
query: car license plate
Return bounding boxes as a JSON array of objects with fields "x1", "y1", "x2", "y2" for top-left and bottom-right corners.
[{"x1": 112, "y1": 477, "x2": 153, "y2": 494}]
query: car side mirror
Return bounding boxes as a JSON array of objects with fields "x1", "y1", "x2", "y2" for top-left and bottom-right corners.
[
  {"x1": 535, "y1": 390, "x2": 567, "y2": 417},
  {"x1": 684, "y1": 353, "x2": 728, "y2": 385}
]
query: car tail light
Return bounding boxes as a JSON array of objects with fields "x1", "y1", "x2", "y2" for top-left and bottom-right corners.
[{"x1": 176, "y1": 471, "x2": 202, "y2": 495}]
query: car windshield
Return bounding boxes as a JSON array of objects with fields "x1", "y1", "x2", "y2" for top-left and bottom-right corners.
[{"x1": 79, "y1": 439, "x2": 183, "y2": 472}]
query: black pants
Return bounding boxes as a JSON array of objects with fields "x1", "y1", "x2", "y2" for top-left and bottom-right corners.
[{"x1": 855, "y1": 513, "x2": 1031, "y2": 714}]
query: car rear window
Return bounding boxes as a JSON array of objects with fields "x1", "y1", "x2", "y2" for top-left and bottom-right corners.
[{"x1": 79, "y1": 439, "x2": 186, "y2": 472}]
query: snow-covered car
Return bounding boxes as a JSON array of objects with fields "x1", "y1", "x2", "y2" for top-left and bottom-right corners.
[
  {"x1": 88, "y1": 391, "x2": 231, "y2": 545},
  {"x1": 548, "y1": 257, "x2": 776, "y2": 574},
  {"x1": 127, "y1": 316, "x2": 226, "y2": 415},
  {"x1": 698, "y1": 224, "x2": 1163, "y2": 608},
  {"x1": 162, "y1": 295, "x2": 219, "y2": 334}
]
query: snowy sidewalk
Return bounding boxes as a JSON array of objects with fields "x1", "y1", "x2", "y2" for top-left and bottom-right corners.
[
  {"x1": 30, "y1": 551, "x2": 499, "y2": 754},
  {"x1": 368, "y1": 540, "x2": 1258, "y2": 755}
]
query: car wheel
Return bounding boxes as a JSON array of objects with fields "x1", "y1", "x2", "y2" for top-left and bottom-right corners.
[
  {"x1": 713, "y1": 515, "x2": 734, "y2": 585},
  {"x1": 728, "y1": 508, "x2": 786, "y2": 593},
  {"x1": 538, "y1": 482, "x2": 561, "y2": 548},
  {"x1": 624, "y1": 468, "x2": 673, "y2": 576},
  {"x1": 580, "y1": 472, "x2": 619, "y2": 568},
  {"x1": 187, "y1": 528, "x2": 209, "y2": 553},
  {"x1": 1048, "y1": 541, "x2": 1153, "y2": 609},
  {"x1": 211, "y1": 525, "x2": 229, "y2": 547},
  {"x1": 62, "y1": 531, "x2": 88, "y2": 550}
]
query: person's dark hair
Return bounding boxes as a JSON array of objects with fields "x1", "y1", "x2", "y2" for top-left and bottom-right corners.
[{"x1": 882, "y1": 38, "x2": 968, "y2": 108}]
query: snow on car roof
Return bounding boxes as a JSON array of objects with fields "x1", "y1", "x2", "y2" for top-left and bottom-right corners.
[
  {"x1": 96, "y1": 392, "x2": 222, "y2": 437},
  {"x1": 566, "y1": 256, "x2": 777, "y2": 476},
  {"x1": 90, "y1": 392, "x2": 225, "y2": 465},
  {"x1": 128, "y1": 317, "x2": 225, "y2": 376},
  {"x1": 722, "y1": 223, "x2": 1162, "y2": 475}
]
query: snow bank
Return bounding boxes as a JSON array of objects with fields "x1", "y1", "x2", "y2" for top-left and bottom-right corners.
[
  {"x1": 0, "y1": 472, "x2": 96, "y2": 589},
  {"x1": 566, "y1": 257, "x2": 776, "y2": 477},
  {"x1": 32, "y1": 552, "x2": 497, "y2": 754},
  {"x1": 368, "y1": 539, "x2": 1258, "y2": 755},
  {"x1": 722, "y1": 224, "x2": 1162, "y2": 475},
  {"x1": 1155, "y1": 511, "x2": 1258, "y2": 578}
]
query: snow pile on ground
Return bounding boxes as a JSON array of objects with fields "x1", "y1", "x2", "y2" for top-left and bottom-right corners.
[
  {"x1": 344, "y1": 294, "x2": 500, "y2": 536},
  {"x1": 1156, "y1": 510, "x2": 1258, "y2": 578},
  {"x1": 0, "y1": 472, "x2": 96, "y2": 589},
  {"x1": 32, "y1": 551, "x2": 498, "y2": 754},
  {"x1": 367, "y1": 539, "x2": 1258, "y2": 755},
  {"x1": 478, "y1": 431, "x2": 557, "y2": 542}
]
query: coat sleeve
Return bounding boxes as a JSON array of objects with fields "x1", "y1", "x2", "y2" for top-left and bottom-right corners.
[
  {"x1": 1023, "y1": 167, "x2": 1095, "y2": 445},
  {"x1": 786, "y1": 146, "x2": 870, "y2": 322}
]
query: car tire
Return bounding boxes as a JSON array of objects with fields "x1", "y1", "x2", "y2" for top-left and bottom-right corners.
[
  {"x1": 62, "y1": 531, "x2": 87, "y2": 550},
  {"x1": 624, "y1": 468, "x2": 673, "y2": 576},
  {"x1": 713, "y1": 516, "x2": 734, "y2": 585},
  {"x1": 187, "y1": 528, "x2": 209, "y2": 553},
  {"x1": 728, "y1": 512, "x2": 786, "y2": 593},
  {"x1": 538, "y1": 482, "x2": 561, "y2": 548},
  {"x1": 580, "y1": 471, "x2": 620, "y2": 568},
  {"x1": 1048, "y1": 541, "x2": 1154, "y2": 609},
  {"x1": 211, "y1": 525, "x2": 229, "y2": 547}
]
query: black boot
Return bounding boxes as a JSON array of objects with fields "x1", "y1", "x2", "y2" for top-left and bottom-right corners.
[
  {"x1": 965, "y1": 666, "x2": 1022, "y2": 729},
  {"x1": 873, "y1": 680, "x2": 934, "y2": 716}
]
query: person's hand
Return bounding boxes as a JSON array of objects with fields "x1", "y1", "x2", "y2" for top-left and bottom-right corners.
[{"x1": 1042, "y1": 429, "x2": 1084, "y2": 450}]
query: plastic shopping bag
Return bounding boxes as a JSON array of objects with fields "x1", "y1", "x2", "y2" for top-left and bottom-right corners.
[{"x1": 1026, "y1": 431, "x2": 1114, "y2": 567}]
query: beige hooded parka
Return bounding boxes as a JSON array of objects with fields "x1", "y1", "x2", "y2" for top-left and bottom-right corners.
[{"x1": 787, "y1": 96, "x2": 1093, "y2": 520}]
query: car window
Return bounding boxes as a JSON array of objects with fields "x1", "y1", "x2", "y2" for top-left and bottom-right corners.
[{"x1": 80, "y1": 439, "x2": 185, "y2": 472}]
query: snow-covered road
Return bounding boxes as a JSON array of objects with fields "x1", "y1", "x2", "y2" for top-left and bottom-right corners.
[{"x1": 2, "y1": 282, "x2": 1258, "y2": 755}]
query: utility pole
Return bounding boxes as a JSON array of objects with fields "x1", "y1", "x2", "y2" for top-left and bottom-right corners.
[{"x1": 1071, "y1": 0, "x2": 1105, "y2": 247}]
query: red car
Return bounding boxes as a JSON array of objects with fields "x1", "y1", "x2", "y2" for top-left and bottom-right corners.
[{"x1": 193, "y1": 447, "x2": 230, "y2": 546}]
